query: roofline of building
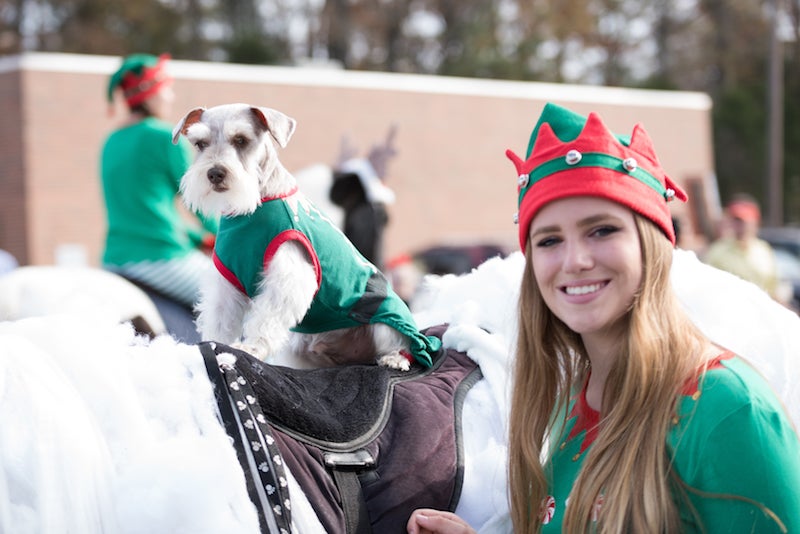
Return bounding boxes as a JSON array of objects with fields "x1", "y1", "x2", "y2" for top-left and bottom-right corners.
[{"x1": 0, "y1": 51, "x2": 712, "y2": 111}]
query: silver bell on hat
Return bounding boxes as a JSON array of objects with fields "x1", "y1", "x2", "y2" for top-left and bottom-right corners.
[
  {"x1": 622, "y1": 157, "x2": 638, "y2": 172},
  {"x1": 565, "y1": 149, "x2": 582, "y2": 165}
]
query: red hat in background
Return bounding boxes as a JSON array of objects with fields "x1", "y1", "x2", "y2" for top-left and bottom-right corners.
[
  {"x1": 726, "y1": 199, "x2": 761, "y2": 223},
  {"x1": 107, "y1": 53, "x2": 172, "y2": 110}
]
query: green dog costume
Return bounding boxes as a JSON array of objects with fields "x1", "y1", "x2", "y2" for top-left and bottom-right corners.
[{"x1": 213, "y1": 189, "x2": 441, "y2": 367}]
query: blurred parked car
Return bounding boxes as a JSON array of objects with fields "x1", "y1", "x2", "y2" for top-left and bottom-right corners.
[
  {"x1": 773, "y1": 249, "x2": 800, "y2": 311},
  {"x1": 413, "y1": 244, "x2": 508, "y2": 276},
  {"x1": 760, "y1": 227, "x2": 800, "y2": 258},
  {"x1": 386, "y1": 243, "x2": 509, "y2": 305},
  {"x1": 760, "y1": 227, "x2": 800, "y2": 312}
]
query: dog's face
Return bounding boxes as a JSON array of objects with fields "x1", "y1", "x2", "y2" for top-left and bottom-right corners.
[{"x1": 172, "y1": 104, "x2": 297, "y2": 216}]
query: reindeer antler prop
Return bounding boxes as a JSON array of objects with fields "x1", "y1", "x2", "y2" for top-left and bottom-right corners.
[
  {"x1": 335, "y1": 134, "x2": 360, "y2": 169},
  {"x1": 366, "y1": 123, "x2": 398, "y2": 179}
]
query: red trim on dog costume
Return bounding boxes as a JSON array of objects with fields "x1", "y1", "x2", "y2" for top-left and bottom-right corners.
[
  {"x1": 213, "y1": 251, "x2": 247, "y2": 294},
  {"x1": 263, "y1": 229, "x2": 323, "y2": 292}
]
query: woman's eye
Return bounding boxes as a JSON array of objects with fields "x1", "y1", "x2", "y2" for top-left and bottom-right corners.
[
  {"x1": 592, "y1": 225, "x2": 619, "y2": 238},
  {"x1": 535, "y1": 236, "x2": 560, "y2": 248}
]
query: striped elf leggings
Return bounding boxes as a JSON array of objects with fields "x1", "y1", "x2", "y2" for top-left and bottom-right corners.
[{"x1": 104, "y1": 250, "x2": 212, "y2": 310}]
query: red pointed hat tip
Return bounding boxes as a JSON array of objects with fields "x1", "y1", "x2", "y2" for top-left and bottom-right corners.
[
  {"x1": 505, "y1": 149, "x2": 535, "y2": 176},
  {"x1": 665, "y1": 177, "x2": 688, "y2": 202},
  {"x1": 528, "y1": 121, "x2": 563, "y2": 160},
  {"x1": 628, "y1": 123, "x2": 660, "y2": 166}
]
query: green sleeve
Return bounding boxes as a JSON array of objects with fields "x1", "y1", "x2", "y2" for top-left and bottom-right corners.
[
  {"x1": 185, "y1": 212, "x2": 219, "y2": 247},
  {"x1": 674, "y1": 371, "x2": 800, "y2": 533},
  {"x1": 197, "y1": 212, "x2": 219, "y2": 235}
]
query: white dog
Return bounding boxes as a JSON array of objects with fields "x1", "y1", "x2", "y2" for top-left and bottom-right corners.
[{"x1": 172, "y1": 103, "x2": 439, "y2": 370}]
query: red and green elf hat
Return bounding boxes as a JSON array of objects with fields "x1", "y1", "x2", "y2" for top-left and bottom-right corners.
[
  {"x1": 107, "y1": 53, "x2": 172, "y2": 110},
  {"x1": 506, "y1": 103, "x2": 687, "y2": 251}
]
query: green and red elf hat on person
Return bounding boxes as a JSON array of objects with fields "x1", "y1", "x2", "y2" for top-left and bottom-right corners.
[
  {"x1": 107, "y1": 53, "x2": 172, "y2": 113},
  {"x1": 506, "y1": 102, "x2": 687, "y2": 251}
]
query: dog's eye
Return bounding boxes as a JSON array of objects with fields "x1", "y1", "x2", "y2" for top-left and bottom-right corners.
[
  {"x1": 195, "y1": 140, "x2": 209, "y2": 151},
  {"x1": 232, "y1": 135, "x2": 249, "y2": 148}
]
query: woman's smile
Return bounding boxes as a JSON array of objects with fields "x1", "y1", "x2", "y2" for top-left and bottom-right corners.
[{"x1": 561, "y1": 280, "x2": 608, "y2": 296}]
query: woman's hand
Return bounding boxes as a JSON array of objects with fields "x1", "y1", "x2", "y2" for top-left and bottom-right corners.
[{"x1": 407, "y1": 509, "x2": 477, "y2": 534}]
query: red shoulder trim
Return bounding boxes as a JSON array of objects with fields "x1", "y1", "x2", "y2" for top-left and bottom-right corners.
[
  {"x1": 680, "y1": 351, "x2": 735, "y2": 396},
  {"x1": 213, "y1": 251, "x2": 247, "y2": 295},
  {"x1": 260, "y1": 186, "x2": 298, "y2": 203},
  {"x1": 263, "y1": 229, "x2": 322, "y2": 290}
]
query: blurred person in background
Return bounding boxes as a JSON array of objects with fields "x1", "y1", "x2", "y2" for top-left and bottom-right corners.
[
  {"x1": 704, "y1": 194, "x2": 785, "y2": 304},
  {"x1": 100, "y1": 53, "x2": 217, "y2": 312}
]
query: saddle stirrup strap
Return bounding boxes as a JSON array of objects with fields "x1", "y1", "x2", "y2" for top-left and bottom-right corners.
[
  {"x1": 324, "y1": 451, "x2": 374, "y2": 534},
  {"x1": 200, "y1": 342, "x2": 293, "y2": 534}
]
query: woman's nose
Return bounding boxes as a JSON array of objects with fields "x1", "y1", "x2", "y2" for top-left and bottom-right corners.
[{"x1": 563, "y1": 240, "x2": 594, "y2": 273}]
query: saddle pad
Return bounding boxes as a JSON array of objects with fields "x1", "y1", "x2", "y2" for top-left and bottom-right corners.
[
  {"x1": 273, "y1": 324, "x2": 482, "y2": 532},
  {"x1": 234, "y1": 350, "x2": 397, "y2": 446},
  {"x1": 203, "y1": 324, "x2": 483, "y2": 533}
]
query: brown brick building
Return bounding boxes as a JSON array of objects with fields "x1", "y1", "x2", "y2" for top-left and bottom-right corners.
[{"x1": 0, "y1": 52, "x2": 718, "y2": 267}]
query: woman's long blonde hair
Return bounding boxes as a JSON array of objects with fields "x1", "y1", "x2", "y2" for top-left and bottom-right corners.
[{"x1": 508, "y1": 215, "x2": 709, "y2": 533}]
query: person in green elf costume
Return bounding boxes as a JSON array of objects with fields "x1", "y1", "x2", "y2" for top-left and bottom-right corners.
[
  {"x1": 100, "y1": 53, "x2": 217, "y2": 312},
  {"x1": 407, "y1": 103, "x2": 800, "y2": 533}
]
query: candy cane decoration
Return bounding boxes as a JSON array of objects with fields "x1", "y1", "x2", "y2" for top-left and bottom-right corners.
[
  {"x1": 591, "y1": 494, "x2": 604, "y2": 522},
  {"x1": 540, "y1": 495, "x2": 556, "y2": 524}
]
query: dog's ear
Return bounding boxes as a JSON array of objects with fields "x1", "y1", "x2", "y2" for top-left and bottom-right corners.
[
  {"x1": 171, "y1": 107, "x2": 206, "y2": 145},
  {"x1": 250, "y1": 107, "x2": 297, "y2": 148}
]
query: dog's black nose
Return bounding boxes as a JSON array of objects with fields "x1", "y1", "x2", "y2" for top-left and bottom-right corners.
[{"x1": 207, "y1": 167, "x2": 227, "y2": 185}]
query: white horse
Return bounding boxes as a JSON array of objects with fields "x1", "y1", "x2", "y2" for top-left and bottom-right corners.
[
  {"x1": 1, "y1": 250, "x2": 798, "y2": 533},
  {"x1": 0, "y1": 265, "x2": 209, "y2": 343},
  {"x1": 0, "y1": 265, "x2": 166, "y2": 334}
]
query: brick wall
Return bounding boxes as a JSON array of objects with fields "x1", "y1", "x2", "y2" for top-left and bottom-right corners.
[
  {"x1": 0, "y1": 52, "x2": 717, "y2": 266},
  {"x1": 0, "y1": 68, "x2": 27, "y2": 263}
]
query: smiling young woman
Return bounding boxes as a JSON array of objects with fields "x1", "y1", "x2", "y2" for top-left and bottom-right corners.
[
  {"x1": 506, "y1": 103, "x2": 800, "y2": 533},
  {"x1": 406, "y1": 103, "x2": 800, "y2": 534}
]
